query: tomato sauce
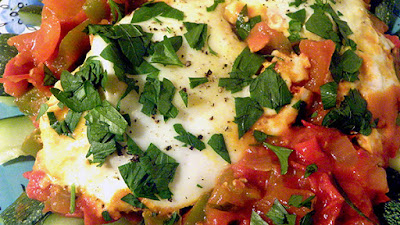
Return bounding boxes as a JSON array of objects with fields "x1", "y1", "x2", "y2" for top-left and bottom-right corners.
[{"x1": 203, "y1": 123, "x2": 390, "y2": 225}]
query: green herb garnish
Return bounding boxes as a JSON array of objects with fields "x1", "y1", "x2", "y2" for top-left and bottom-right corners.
[
  {"x1": 173, "y1": 123, "x2": 206, "y2": 151},
  {"x1": 208, "y1": 134, "x2": 231, "y2": 163},
  {"x1": 264, "y1": 143, "x2": 293, "y2": 175}
]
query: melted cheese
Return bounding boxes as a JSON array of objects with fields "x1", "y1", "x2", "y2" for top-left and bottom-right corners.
[{"x1": 33, "y1": 0, "x2": 400, "y2": 220}]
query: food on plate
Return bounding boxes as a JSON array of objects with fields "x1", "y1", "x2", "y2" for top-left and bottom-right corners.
[{"x1": 1, "y1": 0, "x2": 400, "y2": 224}]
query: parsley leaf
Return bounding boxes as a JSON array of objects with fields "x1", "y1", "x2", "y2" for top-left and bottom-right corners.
[
  {"x1": 47, "y1": 110, "x2": 82, "y2": 137},
  {"x1": 287, "y1": 9, "x2": 306, "y2": 42},
  {"x1": 322, "y1": 89, "x2": 373, "y2": 135},
  {"x1": 288, "y1": 195, "x2": 315, "y2": 208},
  {"x1": 131, "y1": 2, "x2": 184, "y2": 23},
  {"x1": 266, "y1": 199, "x2": 296, "y2": 225},
  {"x1": 250, "y1": 210, "x2": 269, "y2": 225},
  {"x1": 206, "y1": 0, "x2": 225, "y2": 12},
  {"x1": 36, "y1": 103, "x2": 49, "y2": 121},
  {"x1": 121, "y1": 193, "x2": 146, "y2": 209},
  {"x1": 43, "y1": 65, "x2": 57, "y2": 86},
  {"x1": 173, "y1": 123, "x2": 206, "y2": 150},
  {"x1": 289, "y1": 0, "x2": 306, "y2": 7},
  {"x1": 331, "y1": 50, "x2": 362, "y2": 82},
  {"x1": 108, "y1": 0, "x2": 125, "y2": 23},
  {"x1": 264, "y1": 143, "x2": 293, "y2": 175},
  {"x1": 234, "y1": 97, "x2": 264, "y2": 138},
  {"x1": 119, "y1": 143, "x2": 179, "y2": 200},
  {"x1": 151, "y1": 35, "x2": 184, "y2": 67},
  {"x1": 253, "y1": 130, "x2": 268, "y2": 143},
  {"x1": 219, "y1": 47, "x2": 264, "y2": 93},
  {"x1": 305, "y1": 9, "x2": 340, "y2": 43},
  {"x1": 189, "y1": 77, "x2": 209, "y2": 88},
  {"x1": 179, "y1": 89, "x2": 188, "y2": 107},
  {"x1": 236, "y1": 5, "x2": 262, "y2": 40},
  {"x1": 208, "y1": 134, "x2": 231, "y2": 163},
  {"x1": 250, "y1": 66, "x2": 293, "y2": 112},
  {"x1": 184, "y1": 22, "x2": 208, "y2": 50},
  {"x1": 139, "y1": 76, "x2": 179, "y2": 121},
  {"x1": 85, "y1": 101, "x2": 128, "y2": 136},
  {"x1": 320, "y1": 81, "x2": 338, "y2": 109},
  {"x1": 230, "y1": 47, "x2": 264, "y2": 79},
  {"x1": 305, "y1": 164, "x2": 318, "y2": 178}
]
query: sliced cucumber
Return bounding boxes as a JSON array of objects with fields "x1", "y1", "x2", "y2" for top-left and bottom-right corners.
[
  {"x1": 0, "y1": 192, "x2": 47, "y2": 225},
  {"x1": 0, "y1": 116, "x2": 35, "y2": 164},
  {"x1": 38, "y1": 213, "x2": 134, "y2": 225},
  {"x1": 0, "y1": 96, "x2": 15, "y2": 106},
  {"x1": 18, "y1": 5, "x2": 43, "y2": 27}
]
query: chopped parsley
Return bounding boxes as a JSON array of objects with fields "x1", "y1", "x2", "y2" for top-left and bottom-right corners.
[
  {"x1": 253, "y1": 130, "x2": 268, "y2": 143},
  {"x1": 139, "y1": 76, "x2": 179, "y2": 121},
  {"x1": 305, "y1": 164, "x2": 318, "y2": 178},
  {"x1": 266, "y1": 199, "x2": 296, "y2": 225},
  {"x1": 151, "y1": 35, "x2": 184, "y2": 67},
  {"x1": 119, "y1": 143, "x2": 179, "y2": 200},
  {"x1": 206, "y1": 0, "x2": 225, "y2": 12},
  {"x1": 286, "y1": 9, "x2": 306, "y2": 42},
  {"x1": 330, "y1": 50, "x2": 363, "y2": 82},
  {"x1": 173, "y1": 123, "x2": 206, "y2": 151},
  {"x1": 320, "y1": 81, "x2": 338, "y2": 109},
  {"x1": 234, "y1": 97, "x2": 264, "y2": 138},
  {"x1": 47, "y1": 110, "x2": 82, "y2": 137},
  {"x1": 219, "y1": 47, "x2": 264, "y2": 93},
  {"x1": 184, "y1": 22, "x2": 208, "y2": 50},
  {"x1": 250, "y1": 65, "x2": 293, "y2": 112},
  {"x1": 108, "y1": 0, "x2": 125, "y2": 23},
  {"x1": 36, "y1": 103, "x2": 49, "y2": 121},
  {"x1": 288, "y1": 195, "x2": 315, "y2": 209},
  {"x1": 121, "y1": 193, "x2": 146, "y2": 209},
  {"x1": 189, "y1": 77, "x2": 209, "y2": 88},
  {"x1": 322, "y1": 89, "x2": 373, "y2": 136},
  {"x1": 289, "y1": 0, "x2": 306, "y2": 7},
  {"x1": 43, "y1": 65, "x2": 58, "y2": 86},
  {"x1": 131, "y1": 2, "x2": 184, "y2": 23},
  {"x1": 84, "y1": 101, "x2": 128, "y2": 166},
  {"x1": 235, "y1": 5, "x2": 262, "y2": 40},
  {"x1": 179, "y1": 89, "x2": 188, "y2": 107},
  {"x1": 50, "y1": 58, "x2": 107, "y2": 112},
  {"x1": 250, "y1": 210, "x2": 269, "y2": 225},
  {"x1": 208, "y1": 134, "x2": 231, "y2": 163},
  {"x1": 264, "y1": 143, "x2": 293, "y2": 175},
  {"x1": 102, "y1": 211, "x2": 112, "y2": 222}
]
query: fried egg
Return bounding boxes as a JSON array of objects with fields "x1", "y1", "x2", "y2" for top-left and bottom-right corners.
[{"x1": 33, "y1": 0, "x2": 400, "y2": 220}]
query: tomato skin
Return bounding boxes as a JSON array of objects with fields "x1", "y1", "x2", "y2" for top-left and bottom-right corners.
[
  {"x1": 204, "y1": 207, "x2": 251, "y2": 225},
  {"x1": 299, "y1": 39, "x2": 336, "y2": 93}
]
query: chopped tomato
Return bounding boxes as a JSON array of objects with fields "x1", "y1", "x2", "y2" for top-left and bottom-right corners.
[
  {"x1": 299, "y1": 39, "x2": 336, "y2": 93},
  {"x1": 42, "y1": 0, "x2": 86, "y2": 21},
  {"x1": 246, "y1": 22, "x2": 291, "y2": 53},
  {"x1": 23, "y1": 170, "x2": 51, "y2": 202},
  {"x1": 385, "y1": 34, "x2": 400, "y2": 49}
]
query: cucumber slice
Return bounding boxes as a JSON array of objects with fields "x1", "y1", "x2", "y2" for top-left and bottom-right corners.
[
  {"x1": 0, "y1": 116, "x2": 35, "y2": 164},
  {"x1": 18, "y1": 5, "x2": 43, "y2": 27},
  {"x1": 38, "y1": 213, "x2": 134, "y2": 225},
  {"x1": 0, "y1": 96, "x2": 15, "y2": 106},
  {"x1": 37, "y1": 214, "x2": 84, "y2": 225},
  {"x1": 0, "y1": 192, "x2": 47, "y2": 225}
]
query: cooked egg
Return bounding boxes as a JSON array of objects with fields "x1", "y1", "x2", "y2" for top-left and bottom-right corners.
[{"x1": 33, "y1": 0, "x2": 400, "y2": 220}]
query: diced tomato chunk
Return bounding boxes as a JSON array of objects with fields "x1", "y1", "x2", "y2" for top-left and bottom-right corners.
[{"x1": 299, "y1": 39, "x2": 335, "y2": 93}]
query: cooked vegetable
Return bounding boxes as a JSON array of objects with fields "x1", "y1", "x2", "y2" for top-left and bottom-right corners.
[
  {"x1": 18, "y1": 5, "x2": 43, "y2": 27},
  {"x1": 0, "y1": 192, "x2": 47, "y2": 225},
  {"x1": 0, "y1": 116, "x2": 35, "y2": 164},
  {"x1": 0, "y1": 34, "x2": 18, "y2": 96}
]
